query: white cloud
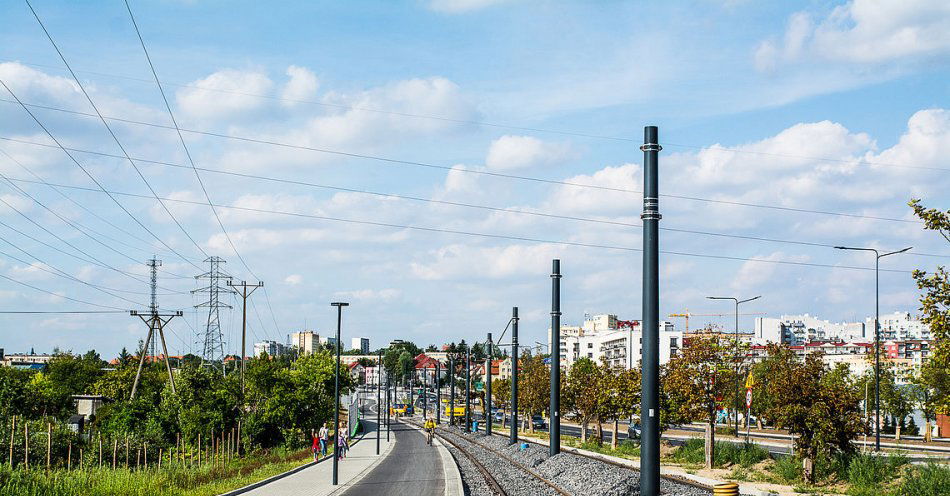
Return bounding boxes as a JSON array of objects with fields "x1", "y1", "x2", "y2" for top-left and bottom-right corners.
[
  {"x1": 410, "y1": 243, "x2": 564, "y2": 280},
  {"x1": 485, "y1": 135, "x2": 573, "y2": 170},
  {"x1": 281, "y1": 65, "x2": 319, "y2": 106},
  {"x1": 544, "y1": 163, "x2": 640, "y2": 215},
  {"x1": 731, "y1": 252, "x2": 810, "y2": 290},
  {"x1": 756, "y1": 0, "x2": 950, "y2": 71},
  {"x1": 428, "y1": 0, "x2": 510, "y2": 14},
  {"x1": 284, "y1": 274, "x2": 303, "y2": 285},
  {"x1": 333, "y1": 288, "x2": 401, "y2": 301},
  {"x1": 176, "y1": 69, "x2": 273, "y2": 120}
]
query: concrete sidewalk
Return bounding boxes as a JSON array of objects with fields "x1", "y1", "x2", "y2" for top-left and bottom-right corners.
[{"x1": 229, "y1": 422, "x2": 395, "y2": 496}]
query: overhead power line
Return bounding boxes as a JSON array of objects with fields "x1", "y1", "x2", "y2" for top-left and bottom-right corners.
[
  {"x1": 0, "y1": 148, "x2": 202, "y2": 264},
  {"x1": 0, "y1": 102, "x2": 921, "y2": 225},
  {"x1": 23, "y1": 0, "x2": 207, "y2": 270},
  {"x1": 0, "y1": 176, "x2": 917, "y2": 275},
  {"x1": 2, "y1": 139, "x2": 944, "y2": 259},
  {"x1": 0, "y1": 272, "x2": 128, "y2": 310},
  {"x1": 0, "y1": 310, "x2": 128, "y2": 314},
  {"x1": 125, "y1": 0, "x2": 277, "y2": 338},
  {"x1": 13, "y1": 61, "x2": 947, "y2": 174}
]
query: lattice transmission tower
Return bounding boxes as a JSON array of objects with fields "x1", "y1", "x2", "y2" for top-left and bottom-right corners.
[
  {"x1": 147, "y1": 257, "x2": 160, "y2": 358},
  {"x1": 193, "y1": 256, "x2": 233, "y2": 373}
]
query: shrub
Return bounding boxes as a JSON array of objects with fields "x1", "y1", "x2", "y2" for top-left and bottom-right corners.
[
  {"x1": 717, "y1": 441, "x2": 769, "y2": 468},
  {"x1": 894, "y1": 463, "x2": 950, "y2": 496},
  {"x1": 771, "y1": 455, "x2": 801, "y2": 483}
]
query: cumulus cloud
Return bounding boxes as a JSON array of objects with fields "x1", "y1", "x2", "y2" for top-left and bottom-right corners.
[
  {"x1": 176, "y1": 69, "x2": 273, "y2": 120},
  {"x1": 755, "y1": 0, "x2": 950, "y2": 71},
  {"x1": 485, "y1": 135, "x2": 573, "y2": 170},
  {"x1": 544, "y1": 163, "x2": 640, "y2": 215},
  {"x1": 284, "y1": 274, "x2": 303, "y2": 285},
  {"x1": 281, "y1": 65, "x2": 319, "y2": 106}
]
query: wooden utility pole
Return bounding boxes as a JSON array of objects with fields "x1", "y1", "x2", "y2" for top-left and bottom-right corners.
[{"x1": 227, "y1": 280, "x2": 263, "y2": 394}]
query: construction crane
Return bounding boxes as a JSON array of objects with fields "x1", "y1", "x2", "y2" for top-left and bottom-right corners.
[{"x1": 668, "y1": 310, "x2": 765, "y2": 333}]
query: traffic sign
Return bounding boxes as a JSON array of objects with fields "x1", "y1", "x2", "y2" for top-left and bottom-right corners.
[
  {"x1": 745, "y1": 371, "x2": 755, "y2": 389},
  {"x1": 745, "y1": 388, "x2": 752, "y2": 409}
]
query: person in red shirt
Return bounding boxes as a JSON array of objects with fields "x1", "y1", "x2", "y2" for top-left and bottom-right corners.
[{"x1": 311, "y1": 429, "x2": 320, "y2": 461}]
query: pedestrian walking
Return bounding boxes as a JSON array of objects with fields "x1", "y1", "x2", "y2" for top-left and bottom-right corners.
[
  {"x1": 337, "y1": 423, "x2": 349, "y2": 459},
  {"x1": 318, "y1": 423, "x2": 329, "y2": 457},
  {"x1": 311, "y1": 430, "x2": 320, "y2": 461}
]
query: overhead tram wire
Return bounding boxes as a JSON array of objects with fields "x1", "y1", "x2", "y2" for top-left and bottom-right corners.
[
  {"x1": 2, "y1": 144, "x2": 946, "y2": 260},
  {"x1": 0, "y1": 148, "x2": 202, "y2": 264},
  {"x1": 125, "y1": 0, "x2": 278, "y2": 338},
  {"x1": 0, "y1": 102, "x2": 923, "y2": 226},
  {"x1": 0, "y1": 176, "x2": 918, "y2": 275},
  {"x1": 23, "y1": 0, "x2": 207, "y2": 271},
  {"x1": 13, "y1": 61, "x2": 947, "y2": 175}
]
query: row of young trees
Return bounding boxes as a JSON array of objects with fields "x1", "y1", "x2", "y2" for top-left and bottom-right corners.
[{"x1": 0, "y1": 348, "x2": 355, "y2": 470}]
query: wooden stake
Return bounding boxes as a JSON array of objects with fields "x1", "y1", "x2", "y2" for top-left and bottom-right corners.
[
  {"x1": 144, "y1": 442, "x2": 148, "y2": 469},
  {"x1": 125, "y1": 436, "x2": 129, "y2": 469},
  {"x1": 158, "y1": 448, "x2": 162, "y2": 470},
  {"x1": 98, "y1": 434, "x2": 102, "y2": 468},
  {"x1": 79, "y1": 448, "x2": 83, "y2": 470},
  {"x1": 237, "y1": 421, "x2": 241, "y2": 457},
  {"x1": 67, "y1": 442, "x2": 72, "y2": 470},
  {"x1": 136, "y1": 448, "x2": 140, "y2": 470},
  {"x1": 23, "y1": 423, "x2": 28, "y2": 469},
  {"x1": 198, "y1": 433, "x2": 201, "y2": 466},
  {"x1": 112, "y1": 438, "x2": 118, "y2": 470},
  {"x1": 46, "y1": 422, "x2": 51, "y2": 471},
  {"x1": 8, "y1": 415, "x2": 14, "y2": 468}
]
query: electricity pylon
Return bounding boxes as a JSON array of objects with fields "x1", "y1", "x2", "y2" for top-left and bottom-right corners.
[{"x1": 193, "y1": 256, "x2": 232, "y2": 374}]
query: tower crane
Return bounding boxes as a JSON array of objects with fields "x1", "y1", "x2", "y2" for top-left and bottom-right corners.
[{"x1": 668, "y1": 310, "x2": 765, "y2": 332}]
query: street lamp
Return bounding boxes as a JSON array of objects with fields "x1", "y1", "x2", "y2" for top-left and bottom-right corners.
[
  {"x1": 330, "y1": 302, "x2": 349, "y2": 485},
  {"x1": 834, "y1": 245, "x2": 912, "y2": 451},
  {"x1": 707, "y1": 295, "x2": 761, "y2": 437}
]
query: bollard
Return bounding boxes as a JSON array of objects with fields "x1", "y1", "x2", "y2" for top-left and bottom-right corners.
[{"x1": 713, "y1": 482, "x2": 739, "y2": 496}]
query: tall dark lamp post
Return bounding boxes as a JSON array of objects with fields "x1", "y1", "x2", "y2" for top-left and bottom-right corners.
[
  {"x1": 376, "y1": 348, "x2": 384, "y2": 455},
  {"x1": 707, "y1": 295, "x2": 760, "y2": 437},
  {"x1": 835, "y1": 245, "x2": 912, "y2": 451},
  {"x1": 330, "y1": 302, "x2": 348, "y2": 485}
]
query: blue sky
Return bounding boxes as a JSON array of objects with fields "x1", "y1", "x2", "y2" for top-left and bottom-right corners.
[{"x1": 0, "y1": 0, "x2": 948, "y2": 359}]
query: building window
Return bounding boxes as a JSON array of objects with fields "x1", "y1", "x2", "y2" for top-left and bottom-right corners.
[
  {"x1": 670, "y1": 337, "x2": 678, "y2": 348},
  {"x1": 587, "y1": 343, "x2": 593, "y2": 349},
  {"x1": 587, "y1": 353, "x2": 593, "y2": 358}
]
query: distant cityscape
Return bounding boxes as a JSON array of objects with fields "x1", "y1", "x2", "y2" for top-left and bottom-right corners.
[{"x1": 3, "y1": 310, "x2": 927, "y2": 385}]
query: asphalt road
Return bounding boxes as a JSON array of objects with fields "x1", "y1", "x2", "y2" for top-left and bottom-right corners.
[{"x1": 339, "y1": 419, "x2": 445, "y2": 496}]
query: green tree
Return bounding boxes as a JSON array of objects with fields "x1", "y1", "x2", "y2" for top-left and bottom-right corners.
[
  {"x1": 762, "y1": 347, "x2": 862, "y2": 482},
  {"x1": 600, "y1": 364, "x2": 640, "y2": 449},
  {"x1": 909, "y1": 199, "x2": 950, "y2": 415},
  {"x1": 663, "y1": 335, "x2": 737, "y2": 468},
  {"x1": 564, "y1": 358, "x2": 603, "y2": 442},
  {"x1": 517, "y1": 353, "x2": 550, "y2": 432},
  {"x1": 0, "y1": 367, "x2": 34, "y2": 418},
  {"x1": 908, "y1": 377, "x2": 938, "y2": 442}
]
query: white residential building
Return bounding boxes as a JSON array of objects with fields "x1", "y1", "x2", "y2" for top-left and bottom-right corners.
[
  {"x1": 870, "y1": 312, "x2": 930, "y2": 341},
  {"x1": 253, "y1": 340, "x2": 287, "y2": 358},
  {"x1": 550, "y1": 314, "x2": 681, "y2": 369},
  {"x1": 290, "y1": 330, "x2": 320, "y2": 355},
  {"x1": 753, "y1": 314, "x2": 865, "y2": 345},
  {"x1": 350, "y1": 337, "x2": 370, "y2": 354}
]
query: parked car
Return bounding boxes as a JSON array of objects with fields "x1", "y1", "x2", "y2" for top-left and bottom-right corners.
[
  {"x1": 492, "y1": 410, "x2": 506, "y2": 422},
  {"x1": 531, "y1": 415, "x2": 546, "y2": 430}
]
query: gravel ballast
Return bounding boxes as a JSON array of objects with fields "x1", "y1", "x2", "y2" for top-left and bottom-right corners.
[{"x1": 442, "y1": 426, "x2": 712, "y2": 496}]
